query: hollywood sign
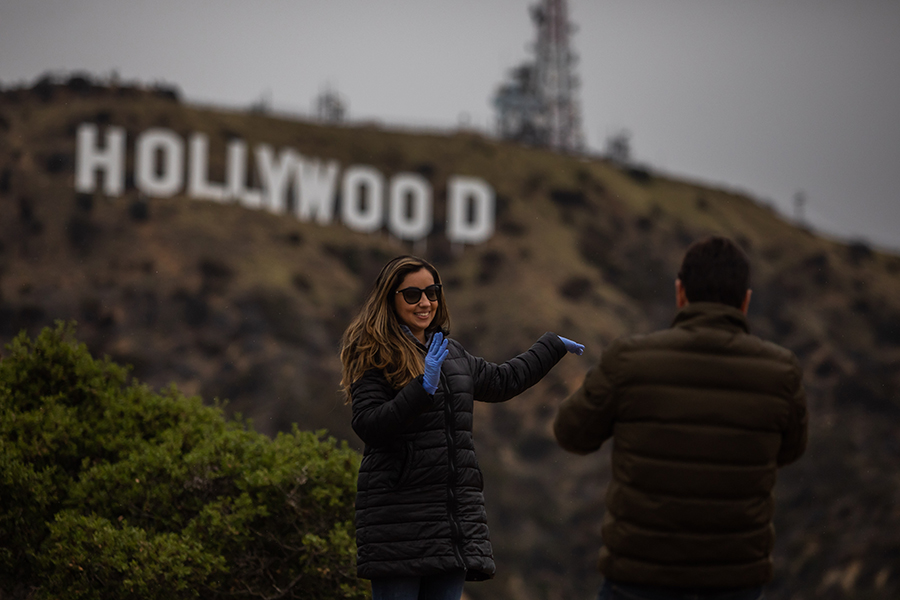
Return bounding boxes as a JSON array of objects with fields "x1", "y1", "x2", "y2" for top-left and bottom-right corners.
[{"x1": 75, "y1": 123, "x2": 495, "y2": 244}]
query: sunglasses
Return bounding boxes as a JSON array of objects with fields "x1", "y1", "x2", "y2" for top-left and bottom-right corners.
[{"x1": 395, "y1": 284, "x2": 442, "y2": 305}]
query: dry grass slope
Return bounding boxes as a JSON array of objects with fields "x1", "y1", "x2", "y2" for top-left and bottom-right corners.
[{"x1": 1, "y1": 79, "x2": 898, "y2": 599}]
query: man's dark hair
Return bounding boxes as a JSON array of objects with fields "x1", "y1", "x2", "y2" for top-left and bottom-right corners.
[{"x1": 678, "y1": 237, "x2": 750, "y2": 309}]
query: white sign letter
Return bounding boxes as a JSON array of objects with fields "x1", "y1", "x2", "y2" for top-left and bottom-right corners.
[
  {"x1": 255, "y1": 144, "x2": 297, "y2": 213},
  {"x1": 447, "y1": 176, "x2": 495, "y2": 245},
  {"x1": 226, "y1": 139, "x2": 262, "y2": 206},
  {"x1": 188, "y1": 133, "x2": 226, "y2": 201},
  {"x1": 75, "y1": 123, "x2": 125, "y2": 196},
  {"x1": 136, "y1": 128, "x2": 184, "y2": 198},
  {"x1": 295, "y1": 156, "x2": 339, "y2": 225},
  {"x1": 388, "y1": 173, "x2": 432, "y2": 241},
  {"x1": 341, "y1": 166, "x2": 384, "y2": 233}
]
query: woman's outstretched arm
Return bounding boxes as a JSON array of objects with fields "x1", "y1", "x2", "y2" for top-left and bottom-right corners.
[{"x1": 468, "y1": 332, "x2": 572, "y2": 403}]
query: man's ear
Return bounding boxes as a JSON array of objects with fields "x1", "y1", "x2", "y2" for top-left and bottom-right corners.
[
  {"x1": 675, "y1": 279, "x2": 689, "y2": 309},
  {"x1": 741, "y1": 289, "x2": 752, "y2": 315}
]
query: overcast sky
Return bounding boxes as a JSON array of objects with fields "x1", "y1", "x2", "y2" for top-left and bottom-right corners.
[{"x1": 2, "y1": 0, "x2": 899, "y2": 251}]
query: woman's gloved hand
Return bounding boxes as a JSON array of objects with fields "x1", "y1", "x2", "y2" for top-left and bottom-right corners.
[
  {"x1": 558, "y1": 335, "x2": 585, "y2": 356},
  {"x1": 423, "y1": 332, "x2": 450, "y2": 395}
]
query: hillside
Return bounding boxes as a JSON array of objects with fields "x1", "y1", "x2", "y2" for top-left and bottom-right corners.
[{"x1": 1, "y1": 77, "x2": 898, "y2": 600}]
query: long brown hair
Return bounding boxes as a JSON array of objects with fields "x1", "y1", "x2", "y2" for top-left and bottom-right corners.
[{"x1": 340, "y1": 255, "x2": 450, "y2": 399}]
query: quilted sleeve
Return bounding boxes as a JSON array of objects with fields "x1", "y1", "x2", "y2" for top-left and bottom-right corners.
[
  {"x1": 350, "y1": 370, "x2": 434, "y2": 448},
  {"x1": 777, "y1": 356, "x2": 808, "y2": 466},
  {"x1": 553, "y1": 357, "x2": 616, "y2": 455},
  {"x1": 469, "y1": 332, "x2": 568, "y2": 403}
]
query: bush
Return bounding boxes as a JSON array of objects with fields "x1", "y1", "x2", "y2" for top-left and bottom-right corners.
[{"x1": 0, "y1": 322, "x2": 366, "y2": 599}]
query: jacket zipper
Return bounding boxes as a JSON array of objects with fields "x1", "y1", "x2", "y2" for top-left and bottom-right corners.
[{"x1": 440, "y1": 372, "x2": 466, "y2": 570}]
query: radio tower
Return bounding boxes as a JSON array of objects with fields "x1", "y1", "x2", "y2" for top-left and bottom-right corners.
[
  {"x1": 533, "y1": 0, "x2": 582, "y2": 151},
  {"x1": 494, "y1": 0, "x2": 584, "y2": 152}
]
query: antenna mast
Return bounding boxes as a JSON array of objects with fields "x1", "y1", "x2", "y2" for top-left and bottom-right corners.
[
  {"x1": 533, "y1": 0, "x2": 583, "y2": 151},
  {"x1": 494, "y1": 0, "x2": 584, "y2": 152}
]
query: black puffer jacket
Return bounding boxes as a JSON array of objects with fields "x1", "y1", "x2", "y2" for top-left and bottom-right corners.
[{"x1": 351, "y1": 332, "x2": 566, "y2": 581}]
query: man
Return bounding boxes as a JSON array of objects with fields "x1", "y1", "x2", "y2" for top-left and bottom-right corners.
[{"x1": 554, "y1": 236, "x2": 808, "y2": 600}]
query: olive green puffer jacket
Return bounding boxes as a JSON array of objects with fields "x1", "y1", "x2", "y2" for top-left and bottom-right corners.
[{"x1": 554, "y1": 303, "x2": 807, "y2": 587}]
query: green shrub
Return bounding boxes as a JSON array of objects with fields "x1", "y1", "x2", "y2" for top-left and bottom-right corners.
[{"x1": 0, "y1": 322, "x2": 366, "y2": 599}]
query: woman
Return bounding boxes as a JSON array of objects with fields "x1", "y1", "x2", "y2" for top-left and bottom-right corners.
[{"x1": 341, "y1": 255, "x2": 583, "y2": 600}]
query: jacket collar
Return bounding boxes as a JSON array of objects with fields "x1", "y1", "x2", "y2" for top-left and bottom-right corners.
[
  {"x1": 400, "y1": 324, "x2": 432, "y2": 349},
  {"x1": 671, "y1": 302, "x2": 750, "y2": 334}
]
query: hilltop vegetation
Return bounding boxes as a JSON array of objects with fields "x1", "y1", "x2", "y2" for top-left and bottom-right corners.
[
  {"x1": 0, "y1": 77, "x2": 898, "y2": 599},
  {"x1": 0, "y1": 323, "x2": 363, "y2": 599}
]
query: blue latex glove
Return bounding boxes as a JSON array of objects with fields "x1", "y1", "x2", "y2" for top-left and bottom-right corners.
[
  {"x1": 423, "y1": 332, "x2": 449, "y2": 395},
  {"x1": 558, "y1": 335, "x2": 585, "y2": 356}
]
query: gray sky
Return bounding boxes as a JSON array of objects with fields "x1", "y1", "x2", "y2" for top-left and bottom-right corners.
[{"x1": 2, "y1": 0, "x2": 899, "y2": 251}]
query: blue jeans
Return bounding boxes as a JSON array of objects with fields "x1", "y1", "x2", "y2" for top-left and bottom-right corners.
[
  {"x1": 598, "y1": 579, "x2": 765, "y2": 600},
  {"x1": 371, "y1": 569, "x2": 466, "y2": 600}
]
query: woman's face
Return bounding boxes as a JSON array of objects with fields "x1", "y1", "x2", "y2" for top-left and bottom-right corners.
[{"x1": 393, "y1": 268, "x2": 438, "y2": 344}]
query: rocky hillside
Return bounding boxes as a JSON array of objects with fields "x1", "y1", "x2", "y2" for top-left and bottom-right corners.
[{"x1": 1, "y1": 76, "x2": 898, "y2": 599}]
